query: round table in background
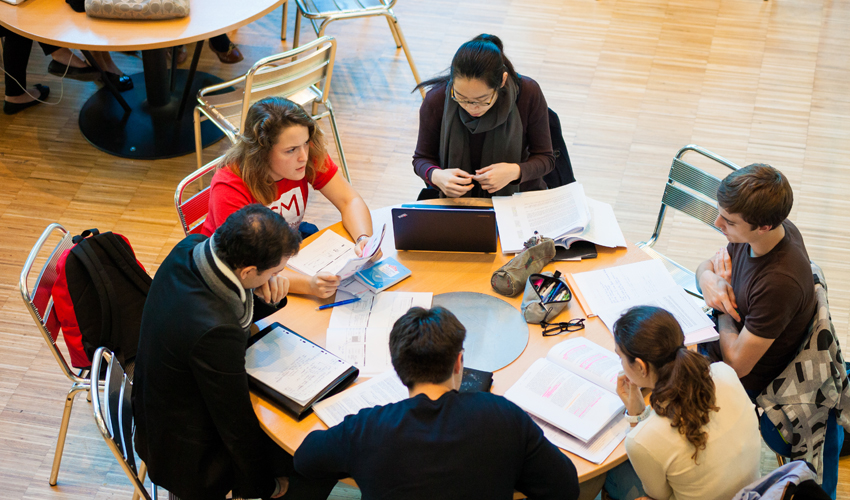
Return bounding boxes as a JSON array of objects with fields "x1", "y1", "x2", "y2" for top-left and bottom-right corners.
[
  {"x1": 0, "y1": 0, "x2": 284, "y2": 159},
  {"x1": 251, "y1": 199, "x2": 652, "y2": 485}
]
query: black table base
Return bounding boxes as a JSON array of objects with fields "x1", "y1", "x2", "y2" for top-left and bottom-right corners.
[{"x1": 79, "y1": 69, "x2": 226, "y2": 160}]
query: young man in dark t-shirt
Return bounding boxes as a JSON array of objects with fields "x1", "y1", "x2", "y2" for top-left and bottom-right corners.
[
  {"x1": 696, "y1": 163, "x2": 816, "y2": 394},
  {"x1": 294, "y1": 307, "x2": 579, "y2": 500}
]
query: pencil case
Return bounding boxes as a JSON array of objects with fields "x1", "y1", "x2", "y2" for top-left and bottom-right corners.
[
  {"x1": 521, "y1": 271, "x2": 571, "y2": 324},
  {"x1": 491, "y1": 235, "x2": 556, "y2": 296}
]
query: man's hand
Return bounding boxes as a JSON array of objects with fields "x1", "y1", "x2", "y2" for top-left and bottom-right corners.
[
  {"x1": 473, "y1": 162, "x2": 521, "y2": 193},
  {"x1": 699, "y1": 269, "x2": 740, "y2": 322},
  {"x1": 616, "y1": 373, "x2": 646, "y2": 419},
  {"x1": 271, "y1": 477, "x2": 289, "y2": 499},
  {"x1": 310, "y1": 272, "x2": 340, "y2": 298},
  {"x1": 431, "y1": 168, "x2": 474, "y2": 197},
  {"x1": 711, "y1": 247, "x2": 732, "y2": 282},
  {"x1": 253, "y1": 275, "x2": 290, "y2": 305}
]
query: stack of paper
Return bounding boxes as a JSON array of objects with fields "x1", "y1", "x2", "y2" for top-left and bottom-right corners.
[
  {"x1": 286, "y1": 225, "x2": 385, "y2": 279},
  {"x1": 571, "y1": 259, "x2": 718, "y2": 345},
  {"x1": 492, "y1": 184, "x2": 626, "y2": 254},
  {"x1": 313, "y1": 370, "x2": 409, "y2": 428}
]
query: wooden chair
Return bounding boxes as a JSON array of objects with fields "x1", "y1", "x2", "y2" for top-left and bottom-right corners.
[
  {"x1": 291, "y1": 0, "x2": 424, "y2": 98},
  {"x1": 636, "y1": 144, "x2": 740, "y2": 298},
  {"x1": 90, "y1": 347, "x2": 159, "y2": 500},
  {"x1": 174, "y1": 156, "x2": 223, "y2": 236},
  {"x1": 19, "y1": 223, "x2": 90, "y2": 486},
  {"x1": 193, "y1": 36, "x2": 350, "y2": 182}
]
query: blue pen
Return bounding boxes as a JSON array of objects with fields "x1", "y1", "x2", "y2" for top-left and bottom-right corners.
[{"x1": 316, "y1": 297, "x2": 362, "y2": 311}]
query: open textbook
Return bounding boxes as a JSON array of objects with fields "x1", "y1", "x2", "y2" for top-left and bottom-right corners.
[
  {"x1": 533, "y1": 415, "x2": 629, "y2": 464},
  {"x1": 286, "y1": 225, "x2": 385, "y2": 278},
  {"x1": 505, "y1": 337, "x2": 625, "y2": 443},
  {"x1": 571, "y1": 259, "x2": 718, "y2": 345},
  {"x1": 325, "y1": 292, "x2": 433, "y2": 375},
  {"x1": 492, "y1": 184, "x2": 626, "y2": 254}
]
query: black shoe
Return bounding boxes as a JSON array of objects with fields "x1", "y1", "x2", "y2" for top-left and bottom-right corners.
[
  {"x1": 47, "y1": 60, "x2": 101, "y2": 81},
  {"x1": 102, "y1": 72, "x2": 134, "y2": 92},
  {"x1": 4, "y1": 84, "x2": 50, "y2": 115}
]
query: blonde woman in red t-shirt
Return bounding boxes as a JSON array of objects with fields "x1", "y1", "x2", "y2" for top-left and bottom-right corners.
[{"x1": 201, "y1": 97, "x2": 376, "y2": 298}]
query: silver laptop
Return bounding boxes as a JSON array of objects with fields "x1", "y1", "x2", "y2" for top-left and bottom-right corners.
[{"x1": 392, "y1": 206, "x2": 497, "y2": 253}]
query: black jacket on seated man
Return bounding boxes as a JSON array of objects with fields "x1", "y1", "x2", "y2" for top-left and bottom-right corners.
[{"x1": 132, "y1": 205, "x2": 332, "y2": 500}]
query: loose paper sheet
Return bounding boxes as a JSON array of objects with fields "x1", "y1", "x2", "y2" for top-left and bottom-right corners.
[
  {"x1": 533, "y1": 414, "x2": 628, "y2": 464},
  {"x1": 313, "y1": 370, "x2": 409, "y2": 428}
]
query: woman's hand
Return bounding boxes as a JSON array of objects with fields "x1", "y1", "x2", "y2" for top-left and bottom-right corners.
[
  {"x1": 310, "y1": 272, "x2": 341, "y2": 298},
  {"x1": 616, "y1": 373, "x2": 646, "y2": 418},
  {"x1": 473, "y1": 162, "x2": 521, "y2": 193},
  {"x1": 431, "y1": 168, "x2": 474, "y2": 197},
  {"x1": 253, "y1": 275, "x2": 290, "y2": 305},
  {"x1": 354, "y1": 237, "x2": 383, "y2": 263}
]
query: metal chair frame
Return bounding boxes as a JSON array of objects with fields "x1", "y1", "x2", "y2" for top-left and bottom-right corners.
[
  {"x1": 291, "y1": 0, "x2": 424, "y2": 98},
  {"x1": 19, "y1": 223, "x2": 92, "y2": 486},
  {"x1": 636, "y1": 144, "x2": 740, "y2": 298},
  {"x1": 91, "y1": 347, "x2": 158, "y2": 500},
  {"x1": 193, "y1": 36, "x2": 351, "y2": 182},
  {"x1": 174, "y1": 156, "x2": 224, "y2": 236}
]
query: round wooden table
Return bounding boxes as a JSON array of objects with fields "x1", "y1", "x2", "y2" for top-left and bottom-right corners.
[
  {"x1": 251, "y1": 201, "x2": 651, "y2": 487},
  {"x1": 0, "y1": 0, "x2": 284, "y2": 159}
]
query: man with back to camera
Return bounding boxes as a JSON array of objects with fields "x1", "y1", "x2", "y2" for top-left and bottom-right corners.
[
  {"x1": 293, "y1": 306, "x2": 580, "y2": 500},
  {"x1": 132, "y1": 205, "x2": 335, "y2": 500}
]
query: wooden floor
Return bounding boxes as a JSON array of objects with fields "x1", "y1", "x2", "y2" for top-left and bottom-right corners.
[{"x1": 1, "y1": 0, "x2": 849, "y2": 498}]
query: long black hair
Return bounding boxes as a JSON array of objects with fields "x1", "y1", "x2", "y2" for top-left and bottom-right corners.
[{"x1": 413, "y1": 34, "x2": 520, "y2": 93}]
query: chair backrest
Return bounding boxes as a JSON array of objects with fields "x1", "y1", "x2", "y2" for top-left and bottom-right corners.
[
  {"x1": 91, "y1": 347, "x2": 153, "y2": 500},
  {"x1": 175, "y1": 156, "x2": 223, "y2": 236},
  {"x1": 19, "y1": 223, "x2": 84, "y2": 383},
  {"x1": 643, "y1": 144, "x2": 741, "y2": 248},
  {"x1": 296, "y1": 0, "x2": 398, "y2": 17},
  {"x1": 197, "y1": 36, "x2": 337, "y2": 139}
]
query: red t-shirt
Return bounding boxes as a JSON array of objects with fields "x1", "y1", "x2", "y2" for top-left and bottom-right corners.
[{"x1": 200, "y1": 155, "x2": 339, "y2": 236}]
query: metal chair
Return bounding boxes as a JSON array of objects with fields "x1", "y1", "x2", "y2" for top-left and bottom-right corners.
[
  {"x1": 19, "y1": 223, "x2": 91, "y2": 486},
  {"x1": 636, "y1": 144, "x2": 740, "y2": 298},
  {"x1": 291, "y1": 0, "x2": 425, "y2": 98},
  {"x1": 91, "y1": 347, "x2": 159, "y2": 500},
  {"x1": 193, "y1": 36, "x2": 351, "y2": 182},
  {"x1": 175, "y1": 156, "x2": 223, "y2": 236}
]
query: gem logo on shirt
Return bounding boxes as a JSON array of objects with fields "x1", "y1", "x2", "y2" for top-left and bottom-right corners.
[{"x1": 268, "y1": 187, "x2": 305, "y2": 228}]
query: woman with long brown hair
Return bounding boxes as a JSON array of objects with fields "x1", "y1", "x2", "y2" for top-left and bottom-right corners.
[
  {"x1": 201, "y1": 96, "x2": 376, "y2": 299},
  {"x1": 602, "y1": 306, "x2": 761, "y2": 500}
]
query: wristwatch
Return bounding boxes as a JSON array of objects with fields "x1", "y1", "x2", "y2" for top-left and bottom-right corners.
[
  {"x1": 355, "y1": 234, "x2": 370, "y2": 244},
  {"x1": 624, "y1": 405, "x2": 651, "y2": 424}
]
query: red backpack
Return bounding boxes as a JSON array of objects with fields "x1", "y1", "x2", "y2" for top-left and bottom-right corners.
[{"x1": 52, "y1": 229, "x2": 152, "y2": 368}]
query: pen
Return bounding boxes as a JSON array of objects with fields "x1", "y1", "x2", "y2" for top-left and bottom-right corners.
[
  {"x1": 544, "y1": 283, "x2": 563, "y2": 302},
  {"x1": 316, "y1": 297, "x2": 362, "y2": 311}
]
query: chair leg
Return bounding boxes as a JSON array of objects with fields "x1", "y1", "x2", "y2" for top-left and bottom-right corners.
[
  {"x1": 775, "y1": 453, "x2": 787, "y2": 466},
  {"x1": 132, "y1": 461, "x2": 147, "y2": 500},
  {"x1": 293, "y1": 8, "x2": 302, "y2": 48},
  {"x1": 386, "y1": 13, "x2": 424, "y2": 98},
  {"x1": 385, "y1": 16, "x2": 401, "y2": 48},
  {"x1": 280, "y1": 0, "x2": 288, "y2": 41},
  {"x1": 49, "y1": 387, "x2": 85, "y2": 486},
  {"x1": 324, "y1": 101, "x2": 350, "y2": 183},
  {"x1": 194, "y1": 107, "x2": 204, "y2": 172}
]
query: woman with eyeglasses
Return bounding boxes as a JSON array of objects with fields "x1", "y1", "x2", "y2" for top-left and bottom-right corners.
[
  {"x1": 200, "y1": 96, "x2": 378, "y2": 299},
  {"x1": 598, "y1": 306, "x2": 760, "y2": 500},
  {"x1": 412, "y1": 34, "x2": 554, "y2": 198}
]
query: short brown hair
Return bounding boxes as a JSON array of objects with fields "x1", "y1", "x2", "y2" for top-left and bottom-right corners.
[
  {"x1": 716, "y1": 163, "x2": 792, "y2": 230},
  {"x1": 389, "y1": 307, "x2": 466, "y2": 389},
  {"x1": 222, "y1": 97, "x2": 328, "y2": 205}
]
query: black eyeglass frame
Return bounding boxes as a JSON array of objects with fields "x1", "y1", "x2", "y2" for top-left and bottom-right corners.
[
  {"x1": 450, "y1": 86, "x2": 498, "y2": 107},
  {"x1": 540, "y1": 318, "x2": 586, "y2": 336}
]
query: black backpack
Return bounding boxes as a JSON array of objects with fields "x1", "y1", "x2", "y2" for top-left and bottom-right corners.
[{"x1": 53, "y1": 229, "x2": 152, "y2": 367}]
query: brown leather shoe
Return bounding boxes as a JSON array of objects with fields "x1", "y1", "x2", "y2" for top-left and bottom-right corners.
[{"x1": 208, "y1": 40, "x2": 243, "y2": 64}]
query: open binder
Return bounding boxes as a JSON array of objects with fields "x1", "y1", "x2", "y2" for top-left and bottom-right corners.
[{"x1": 246, "y1": 322, "x2": 359, "y2": 420}]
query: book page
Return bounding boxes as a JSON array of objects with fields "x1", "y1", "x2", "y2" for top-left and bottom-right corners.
[
  {"x1": 327, "y1": 224, "x2": 386, "y2": 279},
  {"x1": 313, "y1": 370, "x2": 409, "y2": 428},
  {"x1": 246, "y1": 326, "x2": 350, "y2": 406},
  {"x1": 532, "y1": 415, "x2": 628, "y2": 464},
  {"x1": 326, "y1": 326, "x2": 393, "y2": 376},
  {"x1": 493, "y1": 183, "x2": 590, "y2": 253},
  {"x1": 572, "y1": 260, "x2": 716, "y2": 344},
  {"x1": 546, "y1": 337, "x2": 622, "y2": 393},
  {"x1": 504, "y1": 358, "x2": 625, "y2": 442},
  {"x1": 558, "y1": 198, "x2": 627, "y2": 249},
  {"x1": 286, "y1": 231, "x2": 356, "y2": 276}
]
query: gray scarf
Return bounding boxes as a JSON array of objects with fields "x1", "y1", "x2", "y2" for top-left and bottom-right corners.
[
  {"x1": 192, "y1": 235, "x2": 253, "y2": 330},
  {"x1": 438, "y1": 76, "x2": 523, "y2": 198}
]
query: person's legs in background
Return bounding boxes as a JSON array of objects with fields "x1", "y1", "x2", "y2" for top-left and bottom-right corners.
[
  {"x1": 1, "y1": 28, "x2": 50, "y2": 114},
  {"x1": 41, "y1": 44, "x2": 100, "y2": 80},
  {"x1": 209, "y1": 34, "x2": 243, "y2": 64},
  {"x1": 603, "y1": 461, "x2": 648, "y2": 500}
]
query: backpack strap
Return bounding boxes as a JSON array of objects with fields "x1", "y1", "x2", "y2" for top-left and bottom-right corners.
[
  {"x1": 94, "y1": 233, "x2": 152, "y2": 293},
  {"x1": 71, "y1": 239, "x2": 118, "y2": 350},
  {"x1": 72, "y1": 228, "x2": 100, "y2": 245}
]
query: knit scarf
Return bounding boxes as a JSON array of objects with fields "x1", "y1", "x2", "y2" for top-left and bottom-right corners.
[
  {"x1": 192, "y1": 235, "x2": 253, "y2": 330},
  {"x1": 438, "y1": 76, "x2": 523, "y2": 198}
]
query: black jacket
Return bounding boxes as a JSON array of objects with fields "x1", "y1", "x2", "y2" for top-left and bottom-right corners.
[{"x1": 132, "y1": 234, "x2": 288, "y2": 500}]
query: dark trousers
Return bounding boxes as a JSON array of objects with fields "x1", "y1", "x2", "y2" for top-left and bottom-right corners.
[{"x1": 1, "y1": 28, "x2": 59, "y2": 97}]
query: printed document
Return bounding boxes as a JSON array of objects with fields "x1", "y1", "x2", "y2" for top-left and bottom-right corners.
[
  {"x1": 571, "y1": 260, "x2": 717, "y2": 345},
  {"x1": 313, "y1": 370, "x2": 409, "y2": 428},
  {"x1": 505, "y1": 337, "x2": 624, "y2": 443},
  {"x1": 326, "y1": 292, "x2": 433, "y2": 375},
  {"x1": 533, "y1": 415, "x2": 628, "y2": 464},
  {"x1": 245, "y1": 325, "x2": 350, "y2": 406},
  {"x1": 286, "y1": 226, "x2": 385, "y2": 278}
]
